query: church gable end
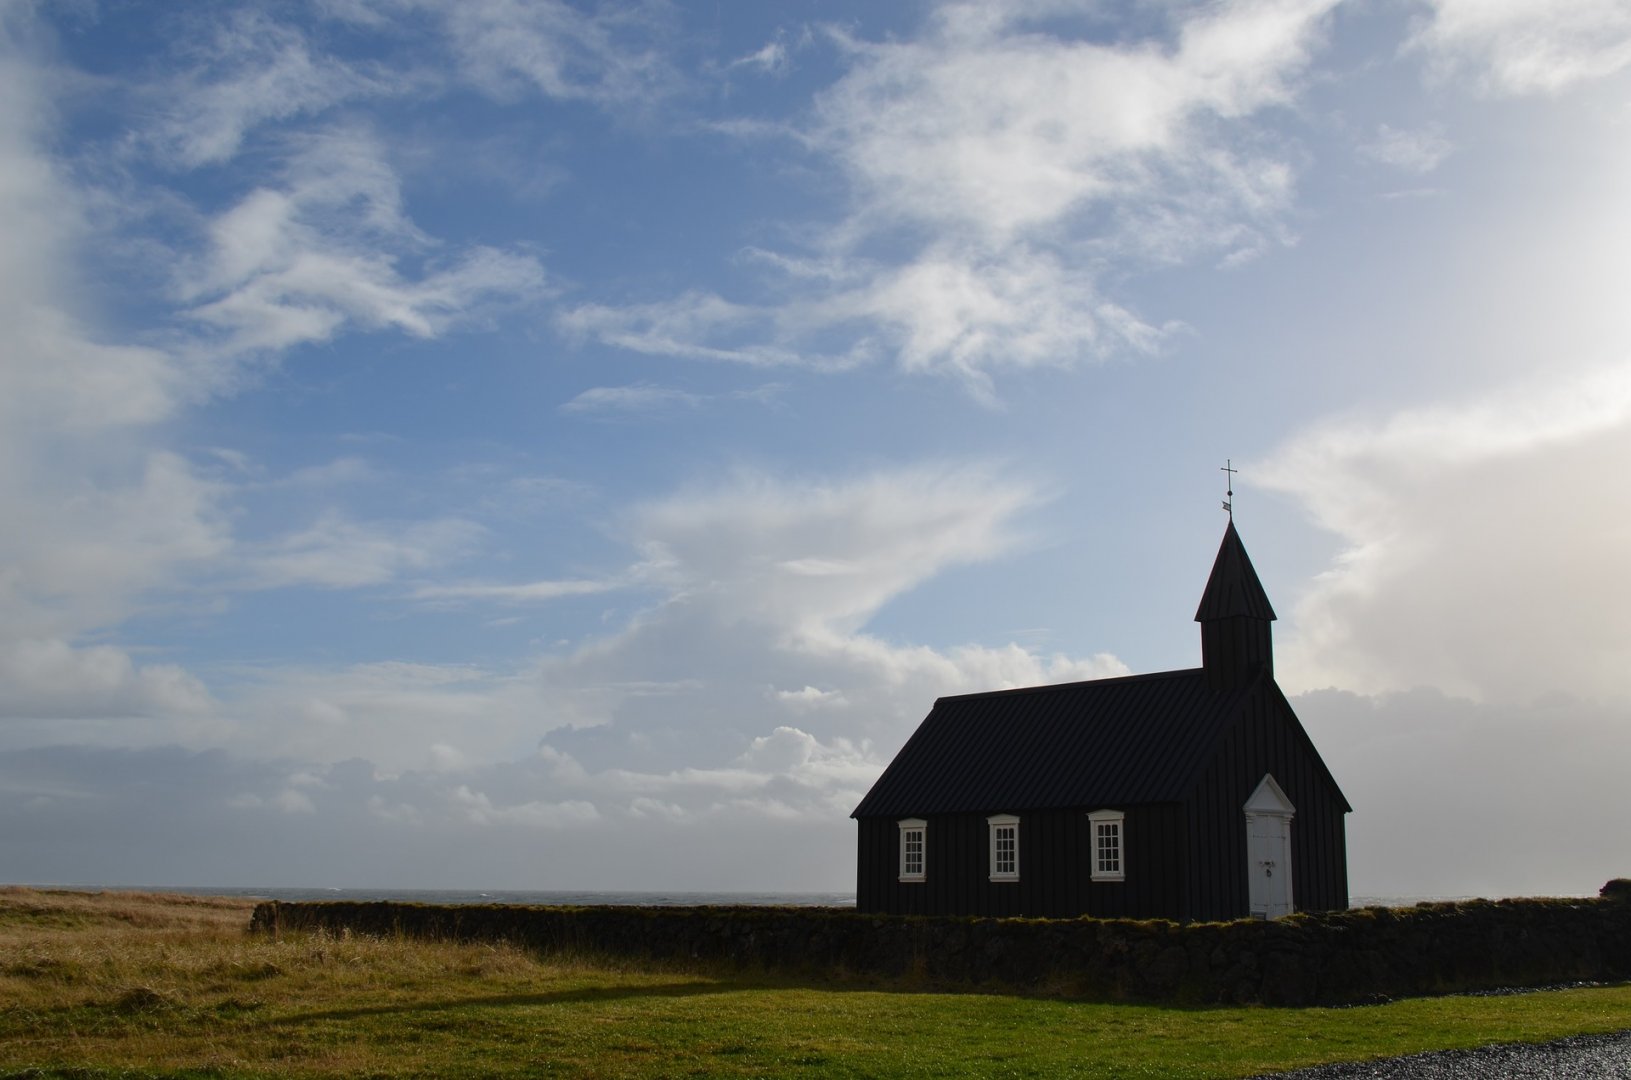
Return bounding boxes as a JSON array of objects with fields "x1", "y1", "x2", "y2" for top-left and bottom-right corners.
[
  {"x1": 853, "y1": 517, "x2": 1349, "y2": 921},
  {"x1": 1180, "y1": 680, "x2": 1350, "y2": 920}
]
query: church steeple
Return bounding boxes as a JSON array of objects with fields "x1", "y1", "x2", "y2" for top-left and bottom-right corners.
[{"x1": 1195, "y1": 520, "x2": 1277, "y2": 691}]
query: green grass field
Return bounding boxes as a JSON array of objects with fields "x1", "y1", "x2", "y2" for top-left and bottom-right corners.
[{"x1": 2, "y1": 887, "x2": 1629, "y2": 1079}]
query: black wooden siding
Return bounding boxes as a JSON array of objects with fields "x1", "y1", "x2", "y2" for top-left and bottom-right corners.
[
  {"x1": 1182, "y1": 682, "x2": 1349, "y2": 921},
  {"x1": 1199, "y1": 616, "x2": 1274, "y2": 688},
  {"x1": 857, "y1": 804, "x2": 1188, "y2": 919},
  {"x1": 854, "y1": 522, "x2": 1348, "y2": 922},
  {"x1": 855, "y1": 676, "x2": 1347, "y2": 921}
]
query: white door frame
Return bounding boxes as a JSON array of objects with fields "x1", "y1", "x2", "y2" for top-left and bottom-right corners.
[{"x1": 1243, "y1": 773, "x2": 1295, "y2": 919}]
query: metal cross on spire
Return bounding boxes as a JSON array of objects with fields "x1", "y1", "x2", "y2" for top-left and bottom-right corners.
[{"x1": 1221, "y1": 459, "x2": 1237, "y2": 519}]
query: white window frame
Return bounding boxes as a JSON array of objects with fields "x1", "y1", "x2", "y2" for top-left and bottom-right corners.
[
  {"x1": 897, "y1": 818, "x2": 926, "y2": 883},
  {"x1": 1088, "y1": 809, "x2": 1125, "y2": 882},
  {"x1": 987, "y1": 814, "x2": 1020, "y2": 882}
]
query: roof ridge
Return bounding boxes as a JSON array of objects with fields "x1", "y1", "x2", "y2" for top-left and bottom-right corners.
[
  {"x1": 852, "y1": 667, "x2": 1263, "y2": 819},
  {"x1": 933, "y1": 666, "x2": 1204, "y2": 705}
]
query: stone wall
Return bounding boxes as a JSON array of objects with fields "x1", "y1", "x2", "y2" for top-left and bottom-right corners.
[{"x1": 250, "y1": 887, "x2": 1631, "y2": 1006}]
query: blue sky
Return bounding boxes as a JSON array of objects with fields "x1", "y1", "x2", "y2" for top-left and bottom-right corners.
[{"x1": 3, "y1": 0, "x2": 1630, "y2": 897}]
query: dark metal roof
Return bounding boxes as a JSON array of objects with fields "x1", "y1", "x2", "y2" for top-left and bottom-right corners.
[
  {"x1": 1195, "y1": 520, "x2": 1277, "y2": 623},
  {"x1": 851, "y1": 668, "x2": 1259, "y2": 818}
]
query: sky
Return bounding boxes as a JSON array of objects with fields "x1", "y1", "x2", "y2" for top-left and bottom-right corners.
[{"x1": 2, "y1": 0, "x2": 1629, "y2": 900}]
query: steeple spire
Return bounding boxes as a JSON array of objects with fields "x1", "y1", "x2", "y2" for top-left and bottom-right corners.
[{"x1": 1195, "y1": 520, "x2": 1276, "y2": 690}]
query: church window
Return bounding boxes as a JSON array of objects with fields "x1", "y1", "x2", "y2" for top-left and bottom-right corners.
[
  {"x1": 898, "y1": 819, "x2": 926, "y2": 882},
  {"x1": 1088, "y1": 809, "x2": 1125, "y2": 882},
  {"x1": 988, "y1": 814, "x2": 1019, "y2": 881}
]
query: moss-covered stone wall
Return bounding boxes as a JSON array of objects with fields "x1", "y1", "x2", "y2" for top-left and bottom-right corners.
[{"x1": 249, "y1": 888, "x2": 1631, "y2": 1006}]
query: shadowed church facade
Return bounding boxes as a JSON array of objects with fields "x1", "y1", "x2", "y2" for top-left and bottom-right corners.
[{"x1": 851, "y1": 521, "x2": 1349, "y2": 921}]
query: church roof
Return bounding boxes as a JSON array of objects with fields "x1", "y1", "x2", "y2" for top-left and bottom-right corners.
[
  {"x1": 1195, "y1": 519, "x2": 1277, "y2": 623},
  {"x1": 850, "y1": 667, "x2": 1261, "y2": 818}
]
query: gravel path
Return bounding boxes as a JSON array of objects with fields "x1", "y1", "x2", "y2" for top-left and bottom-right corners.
[{"x1": 1250, "y1": 1029, "x2": 1631, "y2": 1078}]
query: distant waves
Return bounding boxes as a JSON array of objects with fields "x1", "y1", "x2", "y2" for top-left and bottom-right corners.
[
  {"x1": 22, "y1": 885, "x2": 1583, "y2": 909},
  {"x1": 16, "y1": 884, "x2": 858, "y2": 907}
]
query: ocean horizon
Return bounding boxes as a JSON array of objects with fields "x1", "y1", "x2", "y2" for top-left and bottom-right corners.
[
  {"x1": 9, "y1": 883, "x2": 1572, "y2": 909},
  {"x1": 10, "y1": 884, "x2": 860, "y2": 907}
]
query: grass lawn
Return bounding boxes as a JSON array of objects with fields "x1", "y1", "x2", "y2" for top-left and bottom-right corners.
[{"x1": 2, "y1": 887, "x2": 1629, "y2": 1079}]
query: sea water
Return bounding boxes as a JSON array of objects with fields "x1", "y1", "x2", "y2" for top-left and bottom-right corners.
[
  {"x1": 17, "y1": 884, "x2": 1581, "y2": 908},
  {"x1": 15, "y1": 884, "x2": 858, "y2": 907}
]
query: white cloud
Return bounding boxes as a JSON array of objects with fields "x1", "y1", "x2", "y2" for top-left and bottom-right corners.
[
  {"x1": 411, "y1": 577, "x2": 621, "y2": 604},
  {"x1": 1297, "y1": 687, "x2": 1631, "y2": 898},
  {"x1": 0, "y1": 638, "x2": 214, "y2": 721},
  {"x1": 192, "y1": 464, "x2": 1127, "y2": 800},
  {"x1": 0, "y1": 451, "x2": 229, "y2": 637},
  {"x1": 558, "y1": 381, "x2": 785, "y2": 417},
  {"x1": 149, "y1": 9, "x2": 405, "y2": 169},
  {"x1": 1257, "y1": 360, "x2": 1631, "y2": 703},
  {"x1": 729, "y1": 39, "x2": 791, "y2": 76},
  {"x1": 0, "y1": 26, "x2": 241, "y2": 738},
  {"x1": 274, "y1": 457, "x2": 380, "y2": 489},
  {"x1": 5, "y1": 0, "x2": 1629, "y2": 901},
  {"x1": 0, "y1": 742, "x2": 859, "y2": 890},
  {"x1": 628, "y1": 463, "x2": 1042, "y2": 637},
  {"x1": 0, "y1": 448, "x2": 1134, "y2": 887},
  {"x1": 144, "y1": 1, "x2": 682, "y2": 173},
  {"x1": 412, "y1": 0, "x2": 678, "y2": 106},
  {"x1": 564, "y1": 253, "x2": 1170, "y2": 400},
  {"x1": 249, "y1": 513, "x2": 484, "y2": 589},
  {"x1": 0, "y1": 28, "x2": 194, "y2": 435},
  {"x1": 471, "y1": 465, "x2": 1133, "y2": 819},
  {"x1": 452, "y1": 784, "x2": 600, "y2": 829},
  {"x1": 1359, "y1": 123, "x2": 1452, "y2": 173},
  {"x1": 0, "y1": 25, "x2": 553, "y2": 723},
  {"x1": 1410, "y1": 0, "x2": 1631, "y2": 95},
  {"x1": 224, "y1": 661, "x2": 531, "y2": 768},
  {"x1": 773, "y1": 685, "x2": 849, "y2": 711},
  {"x1": 739, "y1": 725, "x2": 835, "y2": 772},
  {"x1": 814, "y1": 0, "x2": 1333, "y2": 246},
  {"x1": 828, "y1": 244, "x2": 1171, "y2": 396},
  {"x1": 274, "y1": 787, "x2": 318, "y2": 815},
  {"x1": 428, "y1": 743, "x2": 466, "y2": 772},
  {"x1": 366, "y1": 793, "x2": 421, "y2": 824},
  {"x1": 558, "y1": 293, "x2": 826, "y2": 368},
  {"x1": 805, "y1": 633, "x2": 1127, "y2": 698},
  {"x1": 559, "y1": 383, "x2": 705, "y2": 414},
  {"x1": 627, "y1": 796, "x2": 687, "y2": 821},
  {"x1": 181, "y1": 129, "x2": 547, "y2": 358},
  {"x1": 573, "y1": 0, "x2": 1332, "y2": 393}
]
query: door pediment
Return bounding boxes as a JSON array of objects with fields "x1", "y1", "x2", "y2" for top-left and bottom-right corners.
[{"x1": 1243, "y1": 773, "x2": 1295, "y2": 817}]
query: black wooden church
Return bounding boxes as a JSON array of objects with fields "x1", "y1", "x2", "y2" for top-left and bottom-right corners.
[{"x1": 851, "y1": 521, "x2": 1349, "y2": 921}]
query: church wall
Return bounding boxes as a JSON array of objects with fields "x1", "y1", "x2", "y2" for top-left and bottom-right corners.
[
  {"x1": 1184, "y1": 686, "x2": 1348, "y2": 921},
  {"x1": 856, "y1": 805, "x2": 1188, "y2": 919},
  {"x1": 259, "y1": 893, "x2": 1631, "y2": 1006}
]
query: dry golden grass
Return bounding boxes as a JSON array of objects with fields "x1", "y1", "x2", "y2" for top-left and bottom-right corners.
[
  {"x1": 0, "y1": 885, "x2": 253, "y2": 930},
  {"x1": 0, "y1": 885, "x2": 621, "y2": 1006},
  {"x1": 2, "y1": 887, "x2": 1630, "y2": 1079},
  {"x1": 0, "y1": 887, "x2": 715, "y2": 1078}
]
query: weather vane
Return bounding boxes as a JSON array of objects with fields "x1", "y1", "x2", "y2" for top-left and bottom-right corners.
[{"x1": 1221, "y1": 459, "x2": 1237, "y2": 519}]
